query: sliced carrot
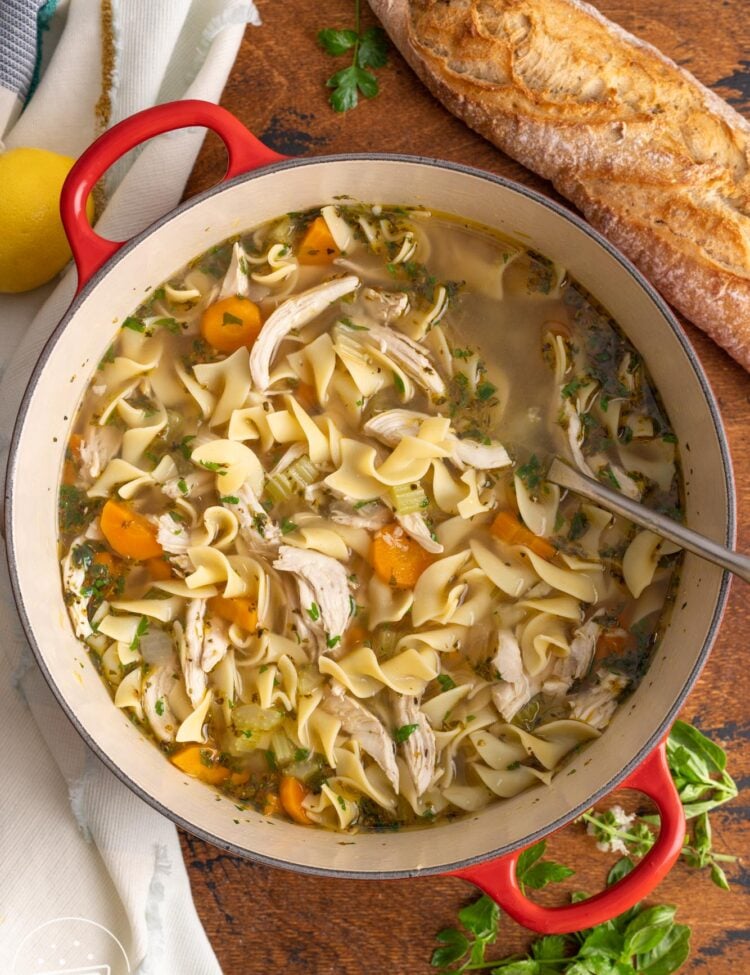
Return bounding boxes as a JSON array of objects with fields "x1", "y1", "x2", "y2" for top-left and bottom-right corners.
[
  {"x1": 279, "y1": 775, "x2": 311, "y2": 825},
  {"x1": 100, "y1": 499, "x2": 163, "y2": 561},
  {"x1": 230, "y1": 769, "x2": 251, "y2": 786},
  {"x1": 147, "y1": 556, "x2": 173, "y2": 581},
  {"x1": 170, "y1": 745, "x2": 231, "y2": 785},
  {"x1": 208, "y1": 595, "x2": 258, "y2": 632},
  {"x1": 62, "y1": 433, "x2": 83, "y2": 485},
  {"x1": 595, "y1": 629, "x2": 629, "y2": 662},
  {"x1": 200, "y1": 295, "x2": 262, "y2": 354},
  {"x1": 371, "y1": 522, "x2": 435, "y2": 589},
  {"x1": 490, "y1": 510, "x2": 557, "y2": 561},
  {"x1": 297, "y1": 215, "x2": 340, "y2": 265}
]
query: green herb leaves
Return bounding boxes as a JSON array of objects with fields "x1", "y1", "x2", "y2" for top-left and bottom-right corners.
[
  {"x1": 394, "y1": 723, "x2": 418, "y2": 743},
  {"x1": 431, "y1": 867, "x2": 690, "y2": 975},
  {"x1": 582, "y1": 721, "x2": 739, "y2": 891},
  {"x1": 430, "y1": 722, "x2": 737, "y2": 975},
  {"x1": 516, "y1": 841, "x2": 575, "y2": 893},
  {"x1": 318, "y1": 1, "x2": 389, "y2": 113}
]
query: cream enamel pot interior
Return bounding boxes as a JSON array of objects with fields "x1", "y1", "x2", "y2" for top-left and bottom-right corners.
[{"x1": 5, "y1": 101, "x2": 735, "y2": 934}]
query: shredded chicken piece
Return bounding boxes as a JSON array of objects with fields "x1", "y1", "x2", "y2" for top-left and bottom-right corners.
[
  {"x1": 359, "y1": 325, "x2": 446, "y2": 397},
  {"x1": 491, "y1": 629, "x2": 538, "y2": 721},
  {"x1": 161, "y1": 469, "x2": 213, "y2": 501},
  {"x1": 361, "y1": 286, "x2": 410, "y2": 323},
  {"x1": 156, "y1": 513, "x2": 190, "y2": 555},
  {"x1": 543, "y1": 616, "x2": 601, "y2": 697},
  {"x1": 330, "y1": 501, "x2": 391, "y2": 531},
  {"x1": 397, "y1": 512, "x2": 443, "y2": 554},
  {"x1": 393, "y1": 694, "x2": 436, "y2": 796},
  {"x1": 202, "y1": 615, "x2": 230, "y2": 673},
  {"x1": 249, "y1": 275, "x2": 360, "y2": 389},
  {"x1": 568, "y1": 669, "x2": 628, "y2": 729},
  {"x1": 274, "y1": 545, "x2": 351, "y2": 650},
  {"x1": 78, "y1": 425, "x2": 122, "y2": 482},
  {"x1": 364, "y1": 409, "x2": 510, "y2": 470},
  {"x1": 142, "y1": 664, "x2": 180, "y2": 742},
  {"x1": 323, "y1": 688, "x2": 399, "y2": 790},
  {"x1": 60, "y1": 539, "x2": 93, "y2": 640},
  {"x1": 228, "y1": 481, "x2": 282, "y2": 555}
]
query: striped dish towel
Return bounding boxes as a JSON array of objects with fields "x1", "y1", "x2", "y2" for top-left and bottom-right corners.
[{"x1": 0, "y1": 3, "x2": 261, "y2": 973}]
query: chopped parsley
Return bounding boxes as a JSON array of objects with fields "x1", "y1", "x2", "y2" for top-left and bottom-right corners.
[
  {"x1": 392, "y1": 371, "x2": 406, "y2": 394},
  {"x1": 307, "y1": 602, "x2": 321, "y2": 622},
  {"x1": 437, "y1": 674, "x2": 457, "y2": 691},
  {"x1": 177, "y1": 478, "x2": 189, "y2": 496},
  {"x1": 394, "y1": 724, "x2": 419, "y2": 743},
  {"x1": 220, "y1": 495, "x2": 240, "y2": 505},
  {"x1": 155, "y1": 698, "x2": 165, "y2": 716},
  {"x1": 476, "y1": 380, "x2": 497, "y2": 402},
  {"x1": 516, "y1": 454, "x2": 543, "y2": 492},
  {"x1": 280, "y1": 518, "x2": 298, "y2": 535},
  {"x1": 568, "y1": 509, "x2": 590, "y2": 541},
  {"x1": 326, "y1": 634, "x2": 341, "y2": 648},
  {"x1": 199, "y1": 460, "x2": 229, "y2": 474},
  {"x1": 222, "y1": 311, "x2": 244, "y2": 326}
]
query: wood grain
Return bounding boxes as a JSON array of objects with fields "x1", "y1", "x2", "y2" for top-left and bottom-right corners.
[{"x1": 182, "y1": 2, "x2": 750, "y2": 971}]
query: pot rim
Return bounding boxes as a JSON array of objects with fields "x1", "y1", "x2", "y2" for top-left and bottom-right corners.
[{"x1": 4, "y1": 152, "x2": 736, "y2": 879}]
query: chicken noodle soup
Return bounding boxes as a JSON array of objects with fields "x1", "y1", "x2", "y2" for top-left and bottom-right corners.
[{"x1": 59, "y1": 204, "x2": 682, "y2": 830}]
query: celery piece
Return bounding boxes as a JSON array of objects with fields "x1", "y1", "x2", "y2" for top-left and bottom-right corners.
[{"x1": 389, "y1": 481, "x2": 429, "y2": 515}]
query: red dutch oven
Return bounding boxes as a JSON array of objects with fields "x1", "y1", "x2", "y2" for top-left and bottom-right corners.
[{"x1": 5, "y1": 101, "x2": 734, "y2": 934}]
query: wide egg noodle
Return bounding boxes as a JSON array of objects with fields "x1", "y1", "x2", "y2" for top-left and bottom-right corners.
[{"x1": 318, "y1": 646, "x2": 439, "y2": 698}]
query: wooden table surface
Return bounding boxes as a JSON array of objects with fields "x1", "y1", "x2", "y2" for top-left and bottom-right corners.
[{"x1": 182, "y1": 2, "x2": 750, "y2": 971}]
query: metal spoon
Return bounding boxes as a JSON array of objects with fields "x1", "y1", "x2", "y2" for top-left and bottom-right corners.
[{"x1": 547, "y1": 457, "x2": 749, "y2": 583}]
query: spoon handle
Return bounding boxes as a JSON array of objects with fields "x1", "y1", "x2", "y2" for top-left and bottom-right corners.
[{"x1": 547, "y1": 458, "x2": 747, "y2": 583}]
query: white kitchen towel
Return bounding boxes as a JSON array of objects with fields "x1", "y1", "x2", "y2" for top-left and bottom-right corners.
[{"x1": 0, "y1": 2, "x2": 261, "y2": 972}]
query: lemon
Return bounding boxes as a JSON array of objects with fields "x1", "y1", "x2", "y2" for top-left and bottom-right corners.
[{"x1": 0, "y1": 147, "x2": 94, "y2": 293}]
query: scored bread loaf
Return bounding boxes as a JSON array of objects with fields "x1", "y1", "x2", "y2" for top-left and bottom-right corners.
[{"x1": 367, "y1": 0, "x2": 750, "y2": 371}]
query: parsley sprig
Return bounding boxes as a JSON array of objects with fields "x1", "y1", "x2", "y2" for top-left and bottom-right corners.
[{"x1": 318, "y1": 0, "x2": 389, "y2": 113}]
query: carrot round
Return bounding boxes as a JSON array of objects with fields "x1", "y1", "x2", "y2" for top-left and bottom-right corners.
[
  {"x1": 207, "y1": 595, "x2": 258, "y2": 632},
  {"x1": 595, "y1": 629, "x2": 630, "y2": 662},
  {"x1": 146, "y1": 556, "x2": 173, "y2": 581},
  {"x1": 279, "y1": 775, "x2": 311, "y2": 825},
  {"x1": 490, "y1": 510, "x2": 557, "y2": 561},
  {"x1": 100, "y1": 499, "x2": 163, "y2": 560},
  {"x1": 200, "y1": 295, "x2": 262, "y2": 353},
  {"x1": 297, "y1": 216, "x2": 340, "y2": 265},
  {"x1": 62, "y1": 433, "x2": 82, "y2": 485},
  {"x1": 170, "y1": 745, "x2": 231, "y2": 785},
  {"x1": 371, "y1": 522, "x2": 435, "y2": 588}
]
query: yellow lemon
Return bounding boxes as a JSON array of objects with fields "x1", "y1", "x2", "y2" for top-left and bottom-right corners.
[{"x1": 0, "y1": 147, "x2": 94, "y2": 293}]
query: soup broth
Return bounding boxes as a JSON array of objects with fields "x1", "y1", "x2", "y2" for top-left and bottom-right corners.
[{"x1": 58, "y1": 204, "x2": 682, "y2": 831}]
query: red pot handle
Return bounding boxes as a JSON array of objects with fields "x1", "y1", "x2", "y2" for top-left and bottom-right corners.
[
  {"x1": 60, "y1": 99, "x2": 287, "y2": 292},
  {"x1": 451, "y1": 741, "x2": 684, "y2": 934}
]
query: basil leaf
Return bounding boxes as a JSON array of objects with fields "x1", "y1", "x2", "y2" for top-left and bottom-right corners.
[
  {"x1": 607, "y1": 857, "x2": 635, "y2": 886},
  {"x1": 637, "y1": 923, "x2": 691, "y2": 975},
  {"x1": 622, "y1": 905, "x2": 676, "y2": 956}
]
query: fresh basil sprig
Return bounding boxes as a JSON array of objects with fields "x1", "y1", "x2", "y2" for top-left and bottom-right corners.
[
  {"x1": 582, "y1": 720, "x2": 738, "y2": 890},
  {"x1": 318, "y1": 0, "x2": 389, "y2": 113},
  {"x1": 431, "y1": 860, "x2": 690, "y2": 974}
]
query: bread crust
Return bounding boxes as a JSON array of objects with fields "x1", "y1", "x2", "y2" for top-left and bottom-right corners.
[{"x1": 368, "y1": 0, "x2": 750, "y2": 370}]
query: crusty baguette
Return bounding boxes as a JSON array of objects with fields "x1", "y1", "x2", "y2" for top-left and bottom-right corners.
[{"x1": 368, "y1": 0, "x2": 750, "y2": 371}]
